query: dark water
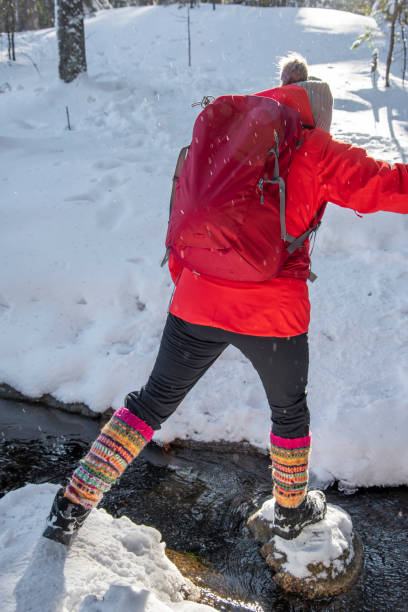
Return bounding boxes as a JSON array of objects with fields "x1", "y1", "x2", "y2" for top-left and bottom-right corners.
[{"x1": 1, "y1": 400, "x2": 408, "y2": 611}]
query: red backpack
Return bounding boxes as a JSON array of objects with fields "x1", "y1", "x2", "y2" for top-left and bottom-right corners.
[{"x1": 163, "y1": 93, "x2": 321, "y2": 282}]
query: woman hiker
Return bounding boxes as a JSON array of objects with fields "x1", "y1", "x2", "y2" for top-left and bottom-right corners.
[{"x1": 43, "y1": 55, "x2": 408, "y2": 546}]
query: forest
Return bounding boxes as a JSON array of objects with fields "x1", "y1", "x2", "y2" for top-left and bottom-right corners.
[
  {"x1": 1, "y1": 0, "x2": 407, "y2": 87},
  {"x1": 0, "y1": 0, "x2": 380, "y2": 35}
]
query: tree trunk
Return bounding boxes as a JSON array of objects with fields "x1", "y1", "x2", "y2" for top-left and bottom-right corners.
[
  {"x1": 57, "y1": 0, "x2": 87, "y2": 83},
  {"x1": 8, "y1": 30, "x2": 16, "y2": 60},
  {"x1": 400, "y1": 17, "x2": 407, "y2": 83},
  {"x1": 385, "y1": 0, "x2": 401, "y2": 87},
  {"x1": 4, "y1": 1, "x2": 16, "y2": 61}
]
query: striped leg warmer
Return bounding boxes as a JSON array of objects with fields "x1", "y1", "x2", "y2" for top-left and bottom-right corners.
[
  {"x1": 270, "y1": 432, "x2": 311, "y2": 508},
  {"x1": 64, "y1": 407, "x2": 154, "y2": 509}
]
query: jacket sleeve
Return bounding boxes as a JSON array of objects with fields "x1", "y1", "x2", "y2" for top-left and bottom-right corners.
[{"x1": 317, "y1": 137, "x2": 408, "y2": 214}]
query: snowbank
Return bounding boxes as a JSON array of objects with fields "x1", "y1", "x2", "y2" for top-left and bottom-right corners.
[{"x1": 0, "y1": 483, "x2": 211, "y2": 612}]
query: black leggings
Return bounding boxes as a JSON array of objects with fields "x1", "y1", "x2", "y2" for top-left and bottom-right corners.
[{"x1": 125, "y1": 313, "x2": 309, "y2": 439}]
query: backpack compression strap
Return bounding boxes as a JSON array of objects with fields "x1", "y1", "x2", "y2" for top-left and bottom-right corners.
[
  {"x1": 257, "y1": 131, "x2": 296, "y2": 244},
  {"x1": 257, "y1": 133, "x2": 326, "y2": 282},
  {"x1": 286, "y1": 202, "x2": 327, "y2": 255},
  {"x1": 291, "y1": 202, "x2": 327, "y2": 282}
]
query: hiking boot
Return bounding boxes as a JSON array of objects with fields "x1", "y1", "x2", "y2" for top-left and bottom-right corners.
[
  {"x1": 42, "y1": 487, "x2": 91, "y2": 546},
  {"x1": 273, "y1": 490, "x2": 327, "y2": 540}
]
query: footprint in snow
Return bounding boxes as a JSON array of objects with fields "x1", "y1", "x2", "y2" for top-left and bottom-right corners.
[
  {"x1": 64, "y1": 194, "x2": 96, "y2": 204},
  {"x1": 95, "y1": 198, "x2": 126, "y2": 230},
  {"x1": 93, "y1": 159, "x2": 122, "y2": 171},
  {"x1": 98, "y1": 173, "x2": 120, "y2": 190},
  {"x1": 126, "y1": 257, "x2": 144, "y2": 264}
]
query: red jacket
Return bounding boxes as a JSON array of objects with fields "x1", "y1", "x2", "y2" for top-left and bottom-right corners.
[{"x1": 169, "y1": 86, "x2": 408, "y2": 337}]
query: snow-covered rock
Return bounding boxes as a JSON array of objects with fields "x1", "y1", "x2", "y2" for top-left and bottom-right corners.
[{"x1": 247, "y1": 497, "x2": 363, "y2": 598}]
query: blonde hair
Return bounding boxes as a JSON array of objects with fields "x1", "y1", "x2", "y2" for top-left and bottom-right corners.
[{"x1": 279, "y1": 53, "x2": 308, "y2": 86}]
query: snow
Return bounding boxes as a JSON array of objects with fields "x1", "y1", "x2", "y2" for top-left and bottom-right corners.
[
  {"x1": 0, "y1": 5, "x2": 408, "y2": 490},
  {"x1": 0, "y1": 483, "x2": 212, "y2": 612}
]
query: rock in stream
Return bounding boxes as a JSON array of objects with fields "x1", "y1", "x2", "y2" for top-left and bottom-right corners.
[{"x1": 247, "y1": 498, "x2": 364, "y2": 599}]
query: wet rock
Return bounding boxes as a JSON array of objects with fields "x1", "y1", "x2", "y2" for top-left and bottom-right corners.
[{"x1": 247, "y1": 498, "x2": 363, "y2": 599}]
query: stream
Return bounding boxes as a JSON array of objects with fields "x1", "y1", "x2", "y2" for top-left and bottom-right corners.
[{"x1": 1, "y1": 398, "x2": 407, "y2": 611}]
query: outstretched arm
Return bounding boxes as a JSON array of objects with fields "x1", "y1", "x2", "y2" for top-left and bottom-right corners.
[{"x1": 318, "y1": 137, "x2": 408, "y2": 215}]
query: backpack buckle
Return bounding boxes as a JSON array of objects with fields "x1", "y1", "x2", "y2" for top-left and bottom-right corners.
[
  {"x1": 257, "y1": 178, "x2": 265, "y2": 204},
  {"x1": 191, "y1": 95, "x2": 215, "y2": 108}
]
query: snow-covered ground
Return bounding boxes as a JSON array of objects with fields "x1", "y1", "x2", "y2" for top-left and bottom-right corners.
[
  {"x1": 1, "y1": 5, "x2": 408, "y2": 491},
  {"x1": 0, "y1": 483, "x2": 212, "y2": 611}
]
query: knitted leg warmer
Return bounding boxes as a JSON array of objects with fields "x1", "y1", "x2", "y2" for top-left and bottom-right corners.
[
  {"x1": 270, "y1": 432, "x2": 311, "y2": 508},
  {"x1": 64, "y1": 407, "x2": 154, "y2": 509}
]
